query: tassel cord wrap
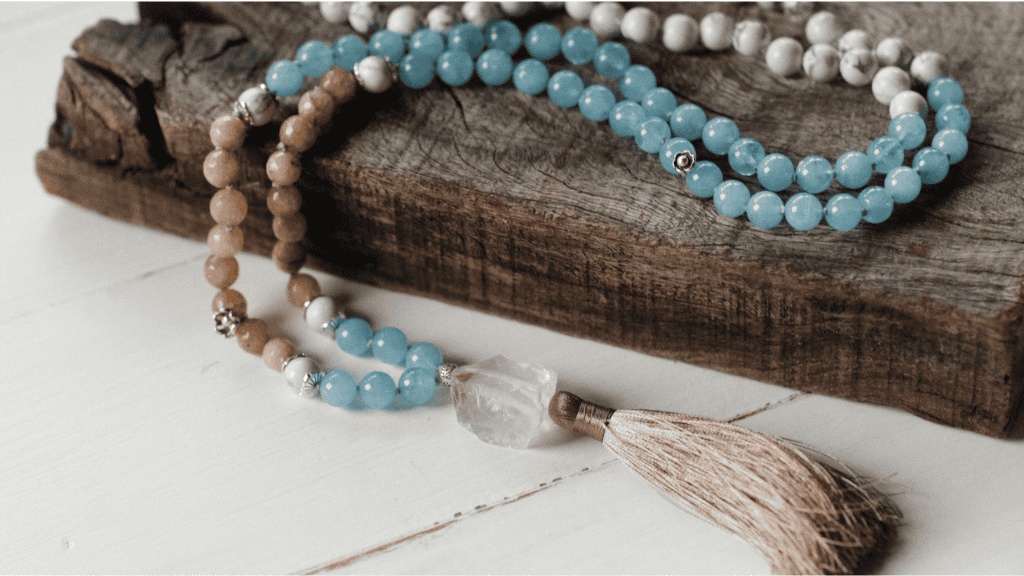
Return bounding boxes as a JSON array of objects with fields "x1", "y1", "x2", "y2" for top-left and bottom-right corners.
[{"x1": 549, "y1": 391, "x2": 900, "y2": 575}]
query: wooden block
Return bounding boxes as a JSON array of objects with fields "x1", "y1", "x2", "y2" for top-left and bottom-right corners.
[{"x1": 36, "y1": 3, "x2": 1024, "y2": 437}]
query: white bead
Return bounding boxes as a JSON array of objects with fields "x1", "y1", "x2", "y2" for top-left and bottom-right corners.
[
  {"x1": 284, "y1": 356, "x2": 321, "y2": 389},
  {"x1": 589, "y1": 2, "x2": 625, "y2": 40},
  {"x1": 839, "y1": 48, "x2": 879, "y2": 87},
  {"x1": 348, "y1": 2, "x2": 382, "y2": 34},
  {"x1": 621, "y1": 7, "x2": 659, "y2": 44},
  {"x1": 837, "y1": 29, "x2": 871, "y2": 55},
  {"x1": 500, "y1": 2, "x2": 532, "y2": 16},
  {"x1": 910, "y1": 51, "x2": 948, "y2": 85},
  {"x1": 889, "y1": 90, "x2": 929, "y2": 118},
  {"x1": 732, "y1": 19, "x2": 771, "y2": 57},
  {"x1": 662, "y1": 13, "x2": 700, "y2": 52},
  {"x1": 765, "y1": 37, "x2": 804, "y2": 76},
  {"x1": 319, "y1": 1, "x2": 349, "y2": 23},
  {"x1": 385, "y1": 5, "x2": 420, "y2": 37},
  {"x1": 304, "y1": 296, "x2": 339, "y2": 331},
  {"x1": 802, "y1": 43, "x2": 839, "y2": 82},
  {"x1": 462, "y1": 2, "x2": 499, "y2": 28},
  {"x1": 872, "y1": 65, "x2": 912, "y2": 105},
  {"x1": 875, "y1": 37, "x2": 913, "y2": 69},
  {"x1": 236, "y1": 86, "x2": 278, "y2": 127},
  {"x1": 426, "y1": 5, "x2": 457, "y2": 33},
  {"x1": 354, "y1": 55, "x2": 394, "y2": 94},
  {"x1": 565, "y1": 1, "x2": 594, "y2": 20},
  {"x1": 805, "y1": 11, "x2": 842, "y2": 45},
  {"x1": 700, "y1": 12, "x2": 735, "y2": 51}
]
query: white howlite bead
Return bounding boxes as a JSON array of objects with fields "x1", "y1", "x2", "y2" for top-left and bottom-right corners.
[
  {"x1": 872, "y1": 65, "x2": 912, "y2": 105},
  {"x1": 621, "y1": 7, "x2": 660, "y2": 44},
  {"x1": 354, "y1": 55, "x2": 394, "y2": 93},
  {"x1": 765, "y1": 37, "x2": 804, "y2": 76},
  {"x1": 802, "y1": 43, "x2": 840, "y2": 82},
  {"x1": 565, "y1": 1, "x2": 595, "y2": 20},
  {"x1": 589, "y1": 2, "x2": 626, "y2": 40},
  {"x1": 426, "y1": 5, "x2": 457, "y2": 33},
  {"x1": 304, "y1": 296, "x2": 339, "y2": 331},
  {"x1": 500, "y1": 2, "x2": 532, "y2": 16},
  {"x1": 386, "y1": 5, "x2": 420, "y2": 37},
  {"x1": 889, "y1": 90, "x2": 929, "y2": 118},
  {"x1": 462, "y1": 2, "x2": 499, "y2": 28},
  {"x1": 319, "y1": 1, "x2": 350, "y2": 23},
  {"x1": 805, "y1": 11, "x2": 842, "y2": 45},
  {"x1": 839, "y1": 48, "x2": 879, "y2": 86},
  {"x1": 662, "y1": 13, "x2": 700, "y2": 52},
  {"x1": 875, "y1": 37, "x2": 913, "y2": 69},
  {"x1": 284, "y1": 356, "x2": 321, "y2": 389},
  {"x1": 910, "y1": 51, "x2": 948, "y2": 85},
  {"x1": 700, "y1": 12, "x2": 735, "y2": 51},
  {"x1": 732, "y1": 19, "x2": 771, "y2": 57},
  {"x1": 236, "y1": 86, "x2": 278, "y2": 127},
  {"x1": 348, "y1": 2, "x2": 382, "y2": 34},
  {"x1": 837, "y1": 29, "x2": 871, "y2": 55}
]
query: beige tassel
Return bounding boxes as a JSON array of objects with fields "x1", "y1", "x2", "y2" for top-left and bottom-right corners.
[{"x1": 549, "y1": 392, "x2": 900, "y2": 575}]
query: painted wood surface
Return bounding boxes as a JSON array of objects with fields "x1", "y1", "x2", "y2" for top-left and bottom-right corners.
[{"x1": 5, "y1": 3, "x2": 1024, "y2": 573}]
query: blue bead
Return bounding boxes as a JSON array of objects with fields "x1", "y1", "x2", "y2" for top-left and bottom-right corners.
[
  {"x1": 547, "y1": 70, "x2": 584, "y2": 108},
  {"x1": 728, "y1": 138, "x2": 766, "y2": 177},
  {"x1": 825, "y1": 193, "x2": 862, "y2": 231},
  {"x1": 609, "y1": 100, "x2": 644, "y2": 137},
  {"x1": 578, "y1": 84, "x2": 616, "y2": 122},
  {"x1": 405, "y1": 342, "x2": 443, "y2": 370},
  {"x1": 701, "y1": 117, "x2": 740, "y2": 156},
  {"x1": 713, "y1": 180, "x2": 750, "y2": 218},
  {"x1": 620, "y1": 65, "x2": 656, "y2": 102},
  {"x1": 335, "y1": 317, "x2": 373, "y2": 357},
  {"x1": 670, "y1": 104, "x2": 706, "y2": 141},
  {"x1": 296, "y1": 40, "x2": 334, "y2": 78},
  {"x1": 333, "y1": 35, "x2": 368, "y2": 71},
  {"x1": 436, "y1": 49, "x2": 475, "y2": 86},
  {"x1": 913, "y1": 147, "x2": 950, "y2": 185},
  {"x1": 476, "y1": 48, "x2": 513, "y2": 86},
  {"x1": 320, "y1": 369, "x2": 358, "y2": 408},
  {"x1": 889, "y1": 112, "x2": 927, "y2": 150},
  {"x1": 757, "y1": 153, "x2": 795, "y2": 192},
  {"x1": 447, "y1": 22, "x2": 486, "y2": 58},
  {"x1": 370, "y1": 327, "x2": 409, "y2": 365},
  {"x1": 746, "y1": 191, "x2": 784, "y2": 229},
  {"x1": 635, "y1": 117, "x2": 671, "y2": 153},
  {"x1": 867, "y1": 135, "x2": 904, "y2": 173},
  {"x1": 795, "y1": 155, "x2": 834, "y2": 194},
  {"x1": 687, "y1": 161, "x2": 723, "y2": 198},
  {"x1": 369, "y1": 30, "x2": 406, "y2": 65},
  {"x1": 641, "y1": 87, "x2": 677, "y2": 120},
  {"x1": 487, "y1": 20, "x2": 522, "y2": 54},
  {"x1": 594, "y1": 41, "x2": 630, "y2": 78},
  {"x1": 927, "y1": 77, "x2": 964, "y2": 109},
  {"x1": 659, "y1": 137, "x2": 696, "y2": 175},
  {"x1": 408, "y1": 28, "x2": 445, "y2": 60},
  {"x1": 265, "y1": 60, "x2": 304, "y2": 97},
  {"x1": 933, "y1": 129, "x2": 968, "y2": 164},
  {"x1": 561, "y1": 27, "x2": 598, "y2": 64},
  {"x1": 359, "y1": 371, "x2": 397, "y2": 409},
  {"x1": 524, "y1": 23, "x2": 561, "y2": 60},
  {"x1": 834, "y1": 150, "x2": 873, "y2": 189},
  {"x1": 885, "y1": 166, "x2": 922, "y2": 203},
  {"x1": 399, "y1": 52, "x2": 435, "y2": 88},
  {"x1": 785, "y1": 193, "x2": 823, "y2": 231},
  {"x1": 512, "y1": 59, "x2": 549, "y2": 95},
  {"x1": 859, "y1": 186, "x2": 894, "y2": 224},
  {"x1": 936, "y1": 104, "x2": 971, "y2": 134},
  {"x1": 398, "y1": 368, "x2": 436, "y2": 405}
]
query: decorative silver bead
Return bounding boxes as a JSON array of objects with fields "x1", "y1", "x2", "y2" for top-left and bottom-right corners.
[
  {"x1": 673, "y1": 150, "x2": 696, "y2": 175},
  {"x1": 300, "y1": 372, "x2": 321, "y2": 399},
  {"x1": 437, "y1": 363, "x2": 459, "y2": 387},
  {"x1": 213, "y1": 308, "x2": 246, "y2": 338},
  {"x1": 234, "y1": 85, "x2": 278, "y2": 127}
]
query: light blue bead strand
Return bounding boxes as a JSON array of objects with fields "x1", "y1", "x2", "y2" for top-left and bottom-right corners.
[
  {"x1": 687, "y1": 161, "x2": 723, "y2": 198},
  {"x1": 757, "y1": 153, "x2": 795, "y2": 192},
  {"x1": 609, "y1": 100, "x2": 645, "y2": 137},
  {"x1": 398, "y1": 368, "x2": 436, "y2": 405},
  {"x1": 359, "y1": 371, "x2": 397, "y2": 409},
  {"x1": 296, "y1": 40, "x2": 334, "y2": 78},
  {"x1": 825, "y1": 193, "x2": 862, "y2": 231},
  {"x1": 785, "y1": 193, "x2": 823, "y2": 231},
  {"x1": 620, "y1": 65, "x2": 656, "y2": 102},
  {"x1": 405, "y1": 342, "x2": 443, "y2": 370},
  {"x1": 487, "y1": 20, "x2": 523, "y2": 54},
  {"x1": 265, "y1": 60, "x2": 304, "y2": 97},
  {"x1": 641, "y1": 87, "x2": 676, "y2": 120},
  {"x1": 594, "y1": 41, "x2": 630, "y2": 78},
  {"x1": 746, "y1": 190, "x2": 784, "y2": 229},
  {"x1": 370, "y1": 327, "x2": 409, "y2": 366},
  {"x1": 933, "y1": 129, "x2": 968, "y2": 164},
  {"x1": 335, "y1": 317, "x2": 373, "y2": 357},
  {"x1": 320, "y1": 369, "x2": 358, "y2": 408},
  {"x1": 513, "y1": 59, "x2": 548, "y2": 95},
  {"x1": 333, "y1": 35, "x2": 368, "y2": 71},
  {"x1": 548, "y1": 70, "x2": 584, "y2": 108},
  {"x1": 670, "y1": 104, "x2": 706, "y2": 141},
  {"x1": 885, "y1": 166, "x2": 922, "y2": 203},
  {"x1": 927, "y1": 77, "x2": 964, "y2": 109},
  {"x1": 399, "y1": 52, "x2": 435, "y2": 88},
  {"x1": 713, "y1": 180, "x2": 750, "y2": 218},
  {"x1": 936, "y1": 104, "x2": 971, "y2": 134},
  {"x1": 436, "y1": 49, "x2": 475, "y2": 86},
  {"x1": 701, "y1": 117, "x2": 740, "y2": 156},
  {"x1": 369, "y1": 29, "x2": 405, "y2": 64},
  {"x1": 795, "y1": 155, "x2": 834, "y2": 194},
  {"x1": 913, "y1": 147, "x2": 950, "y2": 185},
  {"x1": 867, "y1": 135, "x2": 904, "y2": 174},
  {"x1": 561, "y1": 27, "x2": 599, "y2": 64},
  {"x1": 476, "y1": 48, "x2": 513, "y2": 86},
  {"x1": 578, "y1": 84, "x2": 616, "y2": 122},
  {"x1": 858, "y1": 186, "x2": 894, "y2": 224},
  {"x1": 635, "y1": 118, "x2": 670, "y2": 153},
  {"x1": 728, "y1": 138, "x2": 766, "y2": 176},
  {"x1": 889, "y1": 112, "x2": 927, "y2": 150},
  {"x1": 659, "y1": 137, "x2": 696, "y2": 174},
  {"x1": 524, "y1": 22, "x2": 561, "y2": 60},
  {"x1": 447, "y1": 22, "x2": 486, "y2": 58},
  {"x1": 408, "y1": 28, "x2": 445, "y2": 60},
  {"x1": 835, "y1": 150, "x2": 873, "y2": 189}
]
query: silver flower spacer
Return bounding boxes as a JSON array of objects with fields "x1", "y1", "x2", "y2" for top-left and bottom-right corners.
[
  {"x1": 213, "y1": 309, "x2": 246, "y2": 338},
  {"x1": 299, "y1": 372, "x2": 320, "y2": 399},
  {"x1": 673, "y1": 150, "x2": 696, "y2": 175},
  {"x1": 437, "y1": 363, "x2": 459, "y2": 387}
]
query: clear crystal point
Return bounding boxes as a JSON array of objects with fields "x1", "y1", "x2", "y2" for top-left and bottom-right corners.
[{"x1": 448, "y1": 356, "x2": 557, "y2": 449}]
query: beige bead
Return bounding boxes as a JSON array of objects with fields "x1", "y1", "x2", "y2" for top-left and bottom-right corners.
[
  {"x1": 267, "y1": 185, "x2": 302, "y2": 215},
  {"x1": 209, "y1": 115, "x2": 247, "y2": 150},
  {"x1": 298, "y1": 88, "x2": 335, "y2": 126},
  {"x1": 266, "y1": 150, "x2": 301, "y2": 186},
  {"x1": 272, "y1": 241, "x2": 307, "y2": 274},
  {"x1": 287, "y1": 274, "x2": 322, "y2": 308},
  {"x1": 273, "y1": 212, "x2": 308, "y2": 243},
  {"x1": 700, "y1": 12, "x2": 734, "y2": 51},
  {"x1": 203, "y1": 149, "x2": 239, "y2": 188},
  {"x1": 805, "y1": 11, "x2": 841, "y2": 45},
  {"x1": 262, "y1": 337, "x2": 297, "y2": 372},
  {"x1": 204, "y1": 255, "x2": 240, "y2": 289},
  {"x1": 209, "y1": 188, "x2": 247, "y2": 226},
  {"x1": 236, "y1": 318, "x2": 271, "y2": 355},
  {"x1": 840, "y1": 48, "x2": 878, "y2": 86},
  {"x1": 802, "y1": 44, "x2": 840, "y2": 83},
  {"x1": 280, "y1": 115, "x2": 317, "y2": 153},
  {"x1": 212, "y1": 288, "x2": 247, "y2": 316},
  {"x1": 321, "y1": 67, "x2": 358, "y2": 104},
  {"x1": 872, "y1": 65, "x2": 912, "y2": 105},
  {"x1": 765, "y1": 37, "x2": 803, "y2": 76},
  {"x1": 207, "y1": 224, "x2": 244, "y2": 257}
]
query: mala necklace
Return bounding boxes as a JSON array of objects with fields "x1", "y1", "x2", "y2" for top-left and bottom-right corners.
[{"x1": 195, "y1": 6, "x2": 961, "y2": 574}]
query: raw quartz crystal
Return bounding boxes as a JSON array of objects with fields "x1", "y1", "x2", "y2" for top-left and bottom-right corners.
[{"x1": 448, "y1": 356, "x2": 557, "y2": 449}]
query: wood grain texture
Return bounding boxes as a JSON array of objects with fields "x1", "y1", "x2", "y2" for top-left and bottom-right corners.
[{"x1": 36, "y1": 2, "x2": 1024, "y2": 436}]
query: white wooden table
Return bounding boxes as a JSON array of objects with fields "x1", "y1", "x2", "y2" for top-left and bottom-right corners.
[{"x1": 3, "y1": 3, "x2": 1022, "y2": 573}]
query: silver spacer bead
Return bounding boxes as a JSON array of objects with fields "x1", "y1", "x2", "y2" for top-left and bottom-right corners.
[
  {"x1": 673, "y1": 150, "x2": 696, "y2": 175},
  {"x1": 213, "y1": 308, "x2": 246, "y2": 338},
  {"x1": 300, "y1": 372, "x2": 321, "y2": 399},
  {"x1": 234, "y1": 84, "x2": 278, "y2": 127},
  {"x1": 281, "y1": 353, "x2": 308, "y2": 374},
  {"x1": 437, "y1": 363, "x2": 459, "y2": 387}
]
